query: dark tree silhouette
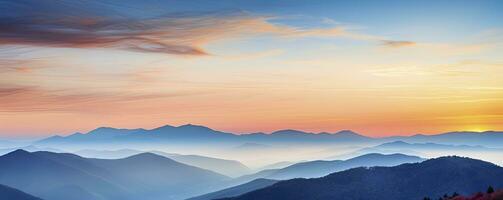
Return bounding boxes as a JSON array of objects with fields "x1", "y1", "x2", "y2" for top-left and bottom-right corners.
[{"x1": 487, "y1": 186, "x2": 495, "y2": 194}]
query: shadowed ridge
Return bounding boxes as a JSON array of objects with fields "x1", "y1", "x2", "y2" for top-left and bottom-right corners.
[
  {"x1": 86, "y1": 127, "x2": 145, "y2": 135},
  {"x1": 333, "y1": 130, "x2": 364, "y2": 136},
  {"x1": 4, "y1": 149, "x2": 31, "y2": 156},
  {"x1": 119, "y1": 152, "x2": 180, "y2": 163},
  {"x1": 187, "y1": 178, "x2": 279, "y2": 200},
  {"x1": 270, "y1": 129, "x2": 309, "y2": 136},
  {"x1": 178, "y1": 124, "x2": 215, "y2": 131},
  {"x1": 0, "y1": 184, "x2": 43, "y2": 200},
  {"x1": 0, "y1": 149, "x2": 36, "y2": 160},
  {"x1": 222, "y1": 156, "x2": 503, "y2": 200}
]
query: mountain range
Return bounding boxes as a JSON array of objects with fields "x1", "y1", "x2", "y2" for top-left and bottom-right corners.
[
  {"x1": 0, "y1": 149, "x2": 433, "y2": 200},
  {"x1": 327, "y1": 141, "x2": 503, "y2": 165},
  {"x1": 221, "y1": 156, "x2": 503, "y2": 200},
  {"x1": 73, "y1": 149, "x2": 251, "y2": 177},
  {"x1": 35, "y1": 124, "x2": 503, "y2": 148},
  {"x1": 33, "y1": 125, "x2": 375, "y2": 147},
  {"x1": 262, "y1": 153, "x2": 424, "y2": 180},
  {"x1": 1, "y1": 147, "x2": 500, "y2": 200},
  {"x1": 227, "y1": 153, "x2": 424, "y2": 185},
  {"x1": 0, "y1": 149, "x2": 230, "y2": 200}
]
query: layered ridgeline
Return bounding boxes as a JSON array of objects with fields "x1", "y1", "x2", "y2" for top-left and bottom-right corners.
[
  {"x1": 72, "y1": 149, "x2": 251, "y2": 177},
  {"x1": 232, "y1": 153, "x2": 424, "y2": 182},
  {"x1": 0, "y1": 184, "x2": 43, "y2": 200},
  {"x1": 0, "y1": 149, "x2": 428, "y2": 200},
  {"x1": 221, "y1": 157, "x2": 503, "y2": 200},
  {"x1": 188, "y1": 153, "x2": 425, "y2": 200},
  {"x1": 188, "y1": 179, "x2": 279, "y2": 200},
  {"x1": 0, "y1": 150, "x2": 230, "y2": 200},
  {"x1": 35, "y1": 125, "x2": 373, "y2": 147},
  {"x1": 35, "y1": 124, "x2": 503, "y2": 148},
  {"x1": 327, "y1": 141, "x2": 503, "y2": 162}
]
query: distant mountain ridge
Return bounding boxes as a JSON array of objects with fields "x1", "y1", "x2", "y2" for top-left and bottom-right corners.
[
  {"x1": 35, "y1": 124, "x2": 503, "y2": 147},
  {"x1": 327, "y1": 140, "x2": 503, "y2": 163},
  {"x1": 36, "y1": 124, "x2": 375, "y2": 146},
  {"x1": 221, "y1": 156, "x2": 503, "y2": 200}
]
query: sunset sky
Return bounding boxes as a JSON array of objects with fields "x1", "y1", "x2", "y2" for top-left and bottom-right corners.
[{"x1": 1, "y1": 0, "x2": 503, "y2": 138}]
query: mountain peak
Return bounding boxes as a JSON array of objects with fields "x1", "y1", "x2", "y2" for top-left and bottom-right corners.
[
  {"x1": 271, "y1": 129, "x2": 308, "y2": 135},
  {"x1": 90, "y1": 126, "x2": 116, "y2": 132},
  {"x1": 349, "y1": 153, "x2": 421, "y2": 160},
  {"x1": 125, "y1": 152, "x2": 164, "y2": 159},
  {"x1": 9, "y1": 149, "x2": 30, "y2": 155},
  {"x1": 423, "y1": 156, "x2": 493, "y2": 166},
  {"x1": 335, "y1": 130, "x2": 359, "y2": 135},
  {"x1": 380, "y1": 141, "x2": 410, "y2": 146},
  {"x1": 87, "y1": 127, "x2": 145, "y2": 135},
  {"x1": 3, "y1": 149, "x2": 33, "y2": 159},
  {"x1": 333, "y1": 130, "x2": 367, "y2": 139},
  {"x1": 178, "y1": 124, "x2": 213, "y2": 131}
]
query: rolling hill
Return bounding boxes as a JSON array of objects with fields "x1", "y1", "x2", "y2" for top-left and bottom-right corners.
[
  {"x1": 221, "y1": 156, "x2": 503, "y2": 200},
  {"x1": 187, "y1": 179, "x2": 278, "y2": 200},
  {"x1": 72, "y1": 149, "x2": 251, "y2": 177},
  {"x1": 0, "y1": 149, "x2": 230, "y2": 200},
  {"x1": 233, "y1": 153, "x2": 424, "y2": 182}
]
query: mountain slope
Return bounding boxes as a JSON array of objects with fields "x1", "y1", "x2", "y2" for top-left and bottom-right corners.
[
  {"x1": 0, "y1": 150, "x2": 230, "y2": 200},
  {"x1": 72, "y1": 149, "x2": 251, "y2": 177},
  {"x1": 268, "y1": 153, "x2": 424, "y2": 179},
  {"x1": 0, "y1": 184, "x2": 43, "y2": 200},
  {"x1": 235, "y1": 153, "x2": 424, "y2": 182},
  {"x1": 88, "y1": 152, "x2": 230, "y2": 199},
  {"x1": 0, "y1": 149, "x2": 131, "y2": 200},
  {"x1": 187, "y1": 179, "x2": 278, "y2": 200},
  {"x1": 328, "y1": 141, "x2": 503, "y2": 164},
  {"x1": 0, "y1": 145, "x2": 63, "y2": 155},
  {"x1": 393, "y1": 131, "x2": 503, "y2": 148},
  {"x1": 222, "y1": 156, "x2": 503, "y2": 200},
  {"x1": 152, "y1": 151, "x2": 251, "y2": 177}
]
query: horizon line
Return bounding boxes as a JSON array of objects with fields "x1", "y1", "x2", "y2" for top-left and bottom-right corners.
[{"x1": 2, "y1": 123, "x2": 500, "y2": 140}]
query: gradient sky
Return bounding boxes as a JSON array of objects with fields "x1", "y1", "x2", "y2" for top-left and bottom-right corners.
[{"x1": 1, "y1": 0, "x2": 503, "y2": 138}]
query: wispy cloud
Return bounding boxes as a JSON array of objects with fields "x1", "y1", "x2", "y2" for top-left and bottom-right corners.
[
  {"x1": 366, "y1": 66, "x2": 474, "y2": 77},
  {"x1": 380, "y1": 40, "x2": 416, "y2": 48},
  {"x1": 365, "y1": 60, "x2": 503, "y2": 77},
  {"x1": 0, "y1": 84, "x2": 202, "y2": 113},
  {"x1": 0, "y1": 1, "x2": 391, "y2": 56}
]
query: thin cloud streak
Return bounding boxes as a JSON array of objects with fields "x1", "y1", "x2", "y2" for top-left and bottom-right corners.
[
  {"x1": 381, "y1": 40, "x2": 416, "y2": 48},
  {"x1": 0, "y1": 84, "x2": 204, "y2": 113},
  {"x1": 0, "y1": 1, "x2": 394, "y2": 56}
]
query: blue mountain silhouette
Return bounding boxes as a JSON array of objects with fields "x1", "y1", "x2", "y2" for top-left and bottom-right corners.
[
  {"x1": 0, "y1": 149, "x2": 230, "y2": 200},
  {"x1": 221, "y1": 156, "x2": 503, "y2": 200}
]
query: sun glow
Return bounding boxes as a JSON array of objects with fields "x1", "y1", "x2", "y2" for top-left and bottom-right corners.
[{"x1": 464, "y1": 126, "x2": 490, "y2": 133}]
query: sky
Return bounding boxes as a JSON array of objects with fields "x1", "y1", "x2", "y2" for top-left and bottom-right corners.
[{"x1": 1, "y1": 0, "x2": 503, "y2": 138}]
